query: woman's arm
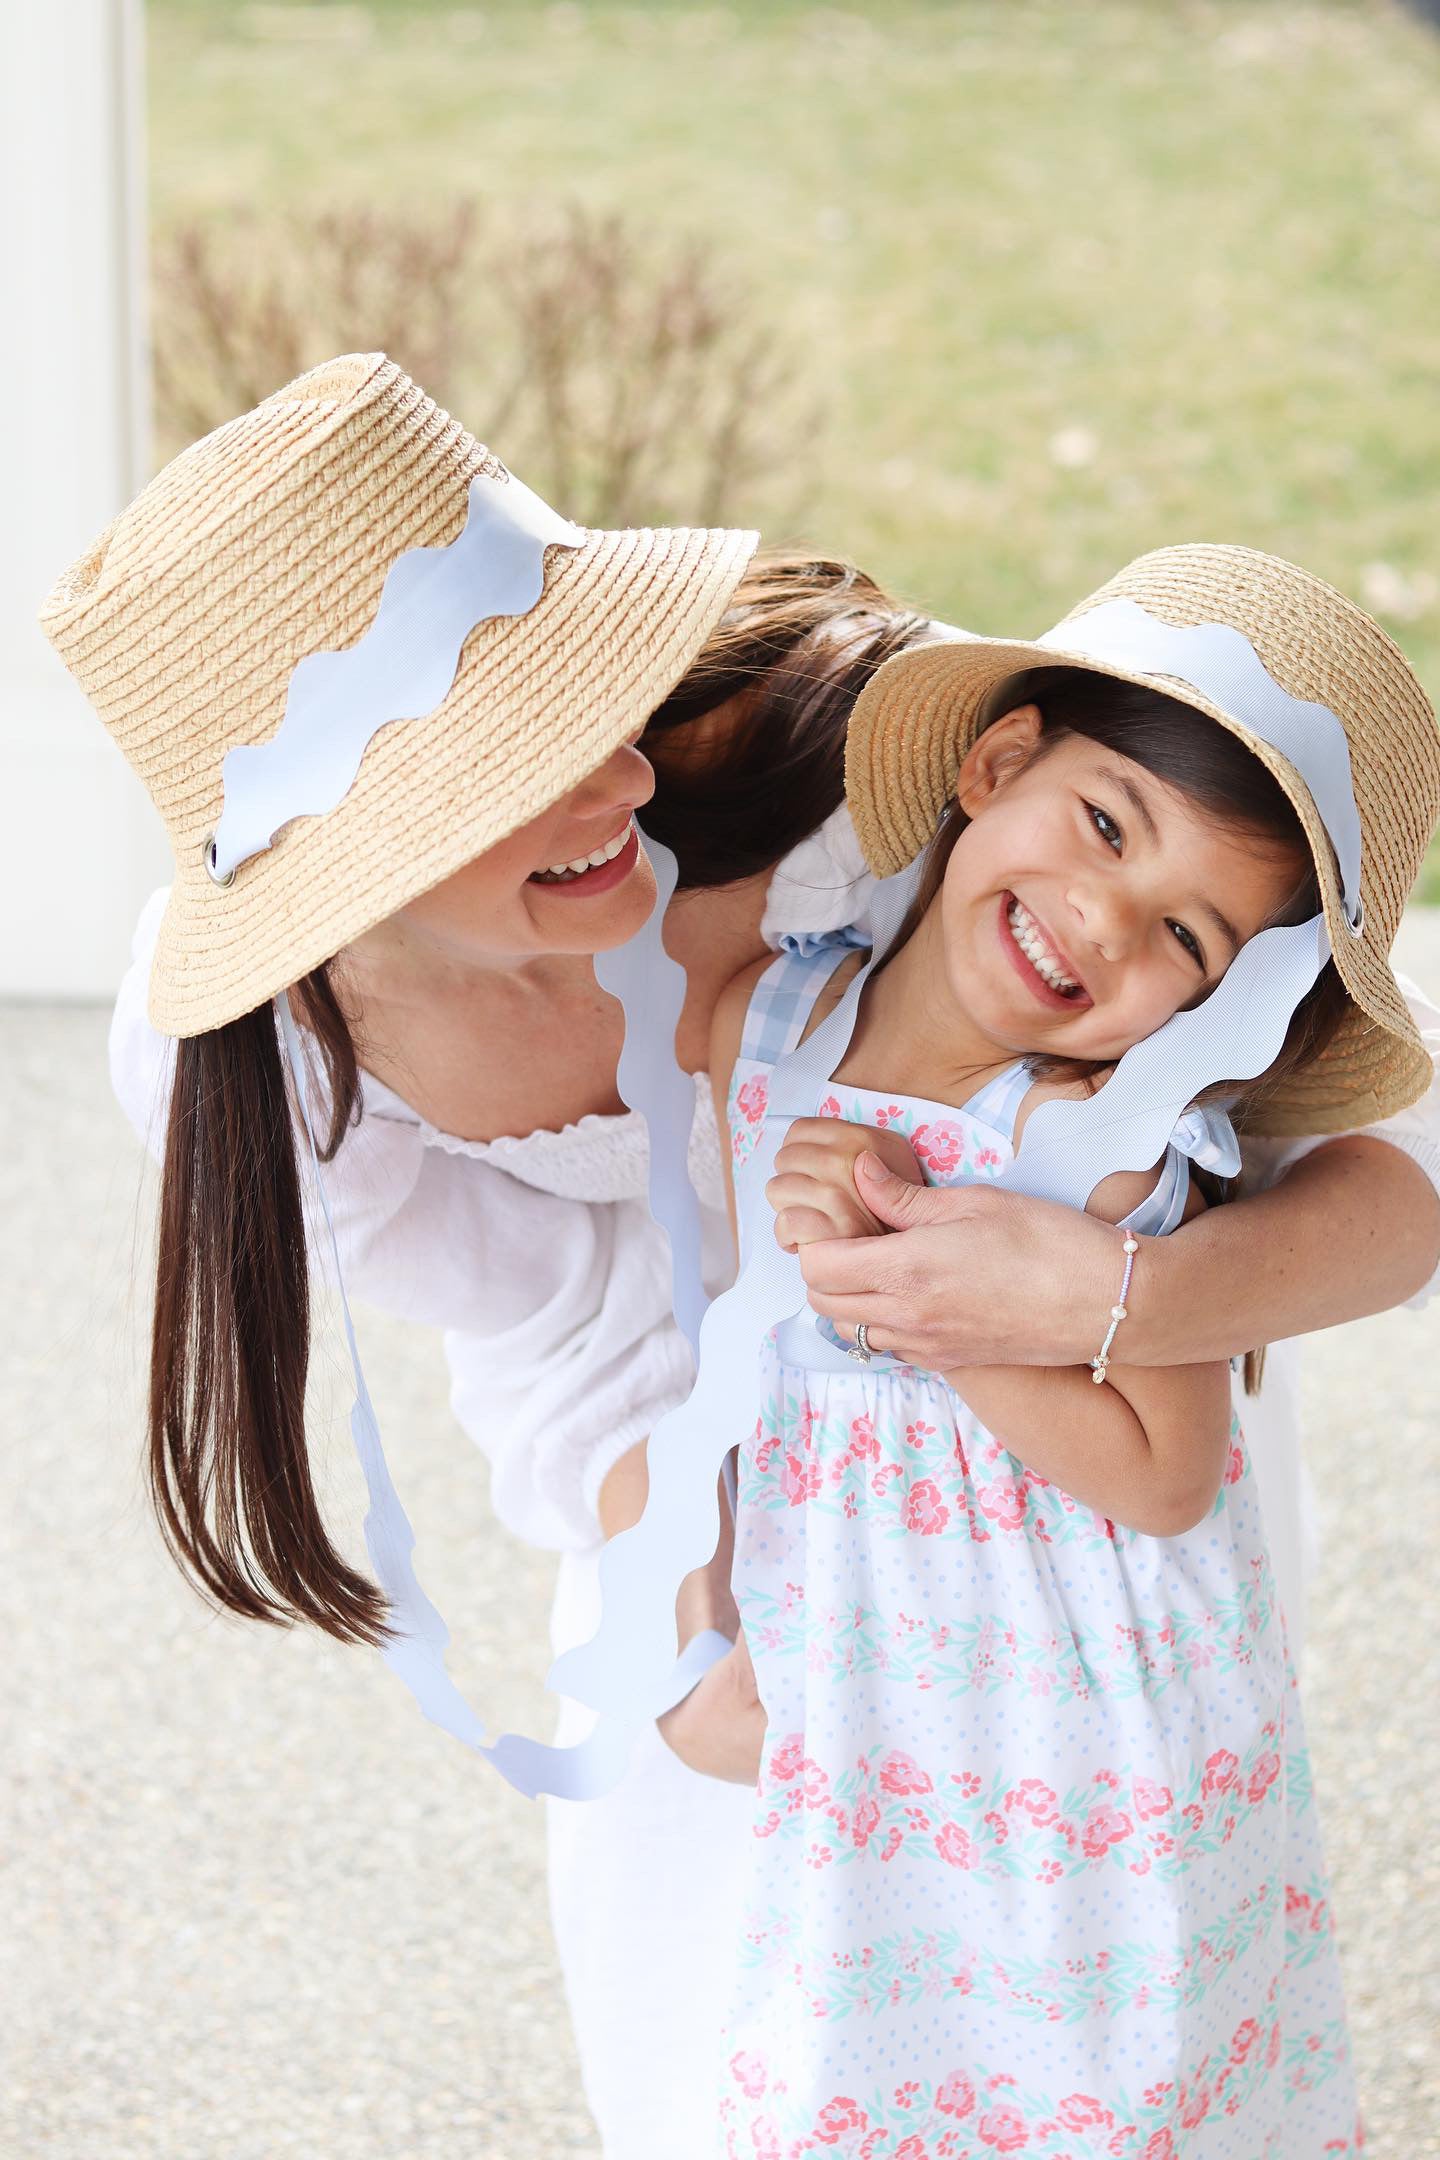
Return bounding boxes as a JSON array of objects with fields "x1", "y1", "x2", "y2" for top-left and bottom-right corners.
[
  {"x1": 775, "y1": 1125, "x2": 1234, "y2": 1534},
  {"x1": 795, "y1": 1132, "x2": 1440, "y2": 1372}
]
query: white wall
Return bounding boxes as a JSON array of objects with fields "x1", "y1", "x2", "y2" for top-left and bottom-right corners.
[{"x1": 0, "y1": 0, "x2": 167, "y2": 1001}]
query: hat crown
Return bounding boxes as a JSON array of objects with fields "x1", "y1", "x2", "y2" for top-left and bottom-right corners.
[
  {"x1": 39, "y1": 354, "x2": 504, "y2": 844},
  {"x1": 845, "y1": 541, "x2": 1440, "y2": 1135},
  {"x1": 1056, "y1": 543, "x2": 1436, "y2": 762}
]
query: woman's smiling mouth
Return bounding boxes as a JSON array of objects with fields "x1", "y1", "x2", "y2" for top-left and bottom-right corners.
[
  {"x1": 528, "y1": 819, "x2": 639, "y2": 893},
  {"x1": 999, "y1": 894, "x2": 1091, "y2": 1008}
]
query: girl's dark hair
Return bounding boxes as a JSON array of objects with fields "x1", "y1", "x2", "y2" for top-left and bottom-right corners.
[
  {"x1": 908, "y1": 665, "x2": 1352, "y2": 1122},
  {"x1": 148, "y1": 549, "x2": 931, "y2": 1639}
]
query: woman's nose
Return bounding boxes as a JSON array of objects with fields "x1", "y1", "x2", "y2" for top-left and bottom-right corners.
[{"x1": 572, "y1": 740, "x2": 656, "y2": 821}]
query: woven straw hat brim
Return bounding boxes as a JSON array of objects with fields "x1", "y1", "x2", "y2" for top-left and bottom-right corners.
[
  {"x1": 846, "y1": 548, "x2": 1440, "y2": 1137},
  {"x1": 145, "y1": 521, "x2": 755, "y2": 1035},
  {"x1": 36, "y1": 350, "x2": 760, "y2": 1036}
]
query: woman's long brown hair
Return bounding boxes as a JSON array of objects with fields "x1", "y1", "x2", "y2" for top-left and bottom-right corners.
[{"x1": 145, "y1": 552, "x2": 934, "y2": 1640}]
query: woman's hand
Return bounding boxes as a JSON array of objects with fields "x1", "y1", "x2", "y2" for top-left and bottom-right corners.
[
  {"x1": 799, "y1": 1136, "x2": 1440, "y2": 1373},
  {"x1": 657, "y1": 1628, "x2": 766, "y2": 1786},
  {"x1": 765, "y1": 1118, "x2": 924, "y2": 1252},
  {"x1": 797, "y1": 1154, "x2": 1115, "y2": 1369}
]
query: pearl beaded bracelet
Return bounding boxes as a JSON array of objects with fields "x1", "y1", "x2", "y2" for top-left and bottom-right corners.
[{"x1": 1090, "y1": 1228, "x2": 1139, "y2": 1384}]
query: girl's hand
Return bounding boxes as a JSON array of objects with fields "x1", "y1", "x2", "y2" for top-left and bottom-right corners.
[
  {"x1": 766, "y1": 1118, "x2": 925, "y2": 1252},
  {"x1": 796, "y1": 1155, "x2": 1115, "y2": 1369},
  {"x1": 657, "y1": 1629, "x2": 766, "y2": 1786}
]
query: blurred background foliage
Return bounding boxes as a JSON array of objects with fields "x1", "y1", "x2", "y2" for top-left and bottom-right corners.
[{"x1": 148, "y1": 0, "x2": 1440, "y2": 890}]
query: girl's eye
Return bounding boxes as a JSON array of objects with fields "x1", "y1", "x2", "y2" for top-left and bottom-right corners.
[
  {"x1": 1168, "y1": 919, "x2": 1205, "y2": 971},
  {"x1": 1087, "y1": 803, "x2": 1122, "y2": 852}
]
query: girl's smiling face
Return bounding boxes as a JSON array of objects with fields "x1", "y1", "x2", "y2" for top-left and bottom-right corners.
[{"x1": 939, "y1": 704, "x2": 1311, "y2": 1064}]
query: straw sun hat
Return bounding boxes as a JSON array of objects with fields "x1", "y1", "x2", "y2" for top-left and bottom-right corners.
[
  {"x1": 845, "y1": 544, "x2": 1440, "y2": 1136},
  {"x1": 39, "y1": 353, "x2": 759, "y2": 1036}
]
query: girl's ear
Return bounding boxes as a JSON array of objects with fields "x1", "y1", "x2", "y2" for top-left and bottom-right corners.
[{"x1": 955, "y1": 704, "x2": 1043, "y2": 816}]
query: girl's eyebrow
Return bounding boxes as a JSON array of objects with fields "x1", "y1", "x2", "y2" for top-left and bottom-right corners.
[
  {"x1": 1095, "y1": 765, "x2": 1242, "y2": 959},
  {"x1": 1200, "y1": 900, "x2": 1242, "y2": 964},
  {"x1": 1096, "y1": 765, "x2": 1161, "y2": 846}
]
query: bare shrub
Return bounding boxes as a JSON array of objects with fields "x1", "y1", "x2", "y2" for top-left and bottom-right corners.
[
  {"x1": 150, "y1": 200, "x2": 819, "y2": 529},
  {"x1": 151, "y1": 202, "x2": 480, "y2": 449}
]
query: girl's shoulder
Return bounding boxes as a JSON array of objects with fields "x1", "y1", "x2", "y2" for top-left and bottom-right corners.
[{"x1": 1011, "y1": 1068, "x2": 1210, "y2": 1229}]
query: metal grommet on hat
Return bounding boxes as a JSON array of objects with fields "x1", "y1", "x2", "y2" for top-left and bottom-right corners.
[{"x1": 202, "y1": 835, "x2": 235, "y2": 889}]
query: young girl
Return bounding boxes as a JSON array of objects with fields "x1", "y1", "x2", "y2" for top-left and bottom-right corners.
[{"x1": 705, "y1": 548, "x2": 1439, "y2": 2157}]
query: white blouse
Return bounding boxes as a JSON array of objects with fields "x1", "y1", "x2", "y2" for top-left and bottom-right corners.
[{"x1": 110, "y1": 809, "x2": 1440, "y2": 1566}]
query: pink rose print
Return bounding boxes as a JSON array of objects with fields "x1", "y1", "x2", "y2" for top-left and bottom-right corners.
[
  {"x1": 934, "y1": 1822, "x2": 977, "y2": 1869},
  {"x1": 978, "y1": 1477, "x2": 1027, "y2": 1531},
  {"x1": 1224, "y1": 1442, "x2": 1245, "y2": 1485},
  {"x1": 1132, "y1": 1776, "x2": 1172, "y2": 1821},
  {"x1": 800, "y1": 1758, "x2": 831, "y2": 1804},
  {"x1": 1057, "y1": 2095, "x2": 1114, "y2": 2133},
  {"x1": 781, "y1": 1450, "x2": 822, "y2": 1507},
  {"x1": 1006, "y1": 1778, "x2": 1058, "y2": 1826},
  {"x1": 1080, "y1": 1804, "x2": 1134, "y2": 1859},
  {"x1": 751, "y1": 2119, "x2": 782, "y2": 2160},
  {"x1": 734, "y1": 1074, "x2": 768, "y2": 1126},
  {"x1": 1230, "y1": 2017, "x2": 1263, "y2": 2062},
  {"x1": 936, "y1": 2072, "x2": 977, "y2": 2119},
  {"x1": 1246, "y1": 1750, "x2": 1281, "y2": 1804},
  {"x1": 1201, "y1": 1748, "x2": 1239, "y2": 1798},
  {"x1": 769, "y1": 1734, "x2": 805, "y2": 1783},
  {"x1": 903, "y1": 1479, "x2": 951, "y2": 1536},
  {"x1": 729, "y1": 2050, "x2": 768, "y2": 2100},
  {"x1": 878, "y1": 1751, "x2": 934, "y2": 1796},
  {"x1": 1177, "y1": 2082, "x2": 1211, "y2": 2131},
  {"x1": 977, "y1": 2104, "x2": 1029, "y2": 2151},
  {"x1": 1143, "y1": 2136, "x2": 1177, "y2": 2160},
  {"x1": 848, "y1": 1414, "x2": 880, "y2": 1463},
  {"x1": 851, "y1": 1795, "x2": 882, "y2": 1849},
  {"x1": 816, "y1": 2096, "x2": 869, "y2": 2141},
  {"x1": 818, "y1": 1094, "x2": 843, "y2": 1119},
  {"x1": 911, "y1": 1121, "x2": 966, "y2": 1176},
  {"x1": 895, "y1": 2140, "x2": 931, "y2": 2160}
]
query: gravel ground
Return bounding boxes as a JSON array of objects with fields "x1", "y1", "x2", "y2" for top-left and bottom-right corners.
[{"x1": 3, "y1": 915, "x2": 1439, "y2": 2159}]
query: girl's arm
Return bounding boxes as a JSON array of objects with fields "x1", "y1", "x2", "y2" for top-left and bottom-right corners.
[
  {"x1": 947, "y1": 1168, "x2": 1232, "y2": 1538},
  {"x1": 769, "y1": 1110, "x2": 1233, "y2": 1537},
  {"x1": 793, "y1": 1132, "x2": 1440, "y2": 1372}
]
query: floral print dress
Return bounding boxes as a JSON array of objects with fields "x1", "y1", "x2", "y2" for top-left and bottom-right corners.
[{"x1": 719, "y1": 940, "x2": 1359, "y2": 2160}]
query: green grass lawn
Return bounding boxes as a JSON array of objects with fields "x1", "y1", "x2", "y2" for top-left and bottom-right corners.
[{"x1": 149, "y1": 0, "x2": 1440, "y2": 894}]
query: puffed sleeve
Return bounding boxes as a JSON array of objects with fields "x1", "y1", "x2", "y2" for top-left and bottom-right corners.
[
  {"x1": 1240, "y1": 973, "x2": 1440, "y2": 1308},
  {"x1": 441, "y1": 1186, "x2": 698, "y2": 1552}
]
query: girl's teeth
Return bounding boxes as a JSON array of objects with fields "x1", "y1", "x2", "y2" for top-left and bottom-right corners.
[{"x1": 1007, "y1": 901, "x2": 1079, "y2": 993}]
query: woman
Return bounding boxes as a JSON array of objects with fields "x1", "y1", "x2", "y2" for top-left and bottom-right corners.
[{"x1": 75, "y1": 357, "x2": 1440, "y2": 2157}]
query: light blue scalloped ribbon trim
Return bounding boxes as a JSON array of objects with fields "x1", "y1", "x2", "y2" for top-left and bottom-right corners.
[
  {"x1": 275, "y1": 986, "x2": 730, "y2": 1800},
  {"x1": 1037, "y1": 598, "x2": 1363, "y2": 925},
  {"x1": 210, "y1": 473, "x2": 584, "y2": 880},
  {"x1": 274, "y1": 603, "x2": 1363, "y2": 1799},
  {"x1": 541, "y1": 604, "x2": 1360, "y2": 1750}
]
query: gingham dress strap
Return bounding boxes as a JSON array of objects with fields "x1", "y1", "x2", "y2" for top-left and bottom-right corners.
[
  {"x1": 957, "y1": 1059, "x2": 1034, "y2": 1141},
  {"x1": 739, "y1": 937, "x2": 866, "y2": 1070}
]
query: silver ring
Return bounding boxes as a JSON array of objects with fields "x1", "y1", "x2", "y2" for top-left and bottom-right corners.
[{"x1": 847, "y1": 1321, "x2": 873, "y2": 1365}]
